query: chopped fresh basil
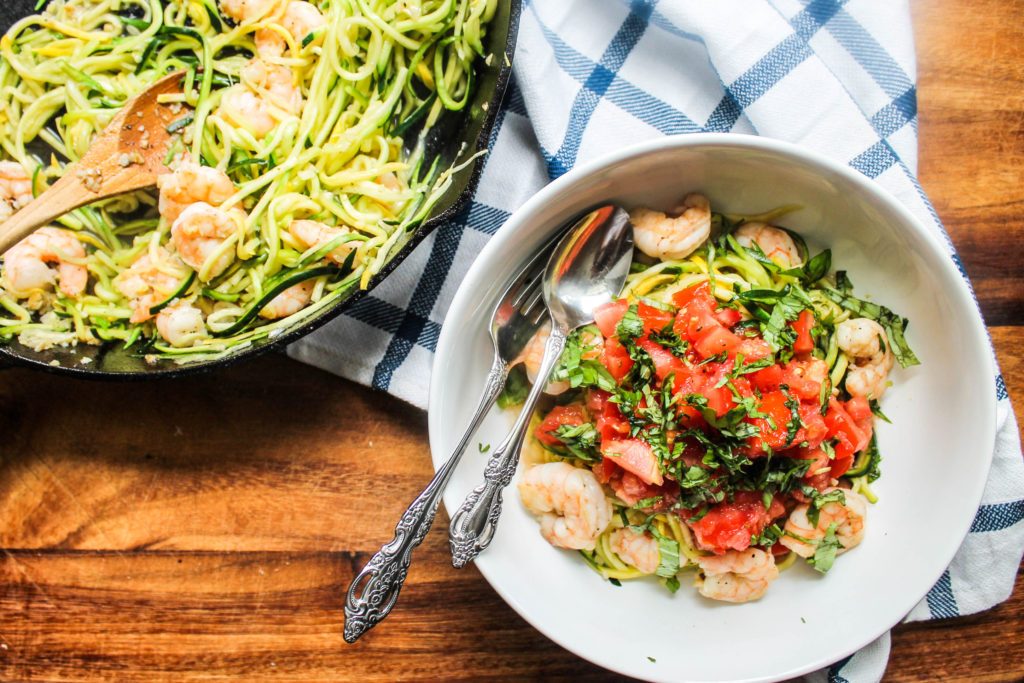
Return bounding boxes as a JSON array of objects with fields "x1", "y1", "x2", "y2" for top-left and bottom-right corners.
[
  {"x1": 809, "y1": 522, "x2": 842, "y2": 574},
  {"x1": 807, "y1": 489, "x2": 846, "y2": 528},
  {"x1": 616, "y1": 303, "x2": 645, "y2": 341},
  {"x1": 549, "y1": 422, "x2": 601, "y2": 461},
  {"x1": 631, "y1": 495, "x2": 664, "y2": 509},
  {"x1": 648, "y1": 328, "x2": 689, "y2": 358},
  {"x1": 550, "y1": 328, "x2": 616, "y2": 391},
  {"x1": 751, "y1": 522, "x2": 783, "y2": 547}
]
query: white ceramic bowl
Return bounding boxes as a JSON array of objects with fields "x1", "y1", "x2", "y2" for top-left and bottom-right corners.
[{"x1": 428, "y1": 134, "x2": 996, "y2": 683}]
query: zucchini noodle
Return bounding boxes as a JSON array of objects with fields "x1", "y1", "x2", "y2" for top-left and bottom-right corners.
[{"x1": 0, "y1": 0, "x2": 497, "y2": 361}]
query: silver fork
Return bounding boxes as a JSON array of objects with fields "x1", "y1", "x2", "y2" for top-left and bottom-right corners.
[{"x1": 342, "y1": 245, "x2": 551, "y2": 643}]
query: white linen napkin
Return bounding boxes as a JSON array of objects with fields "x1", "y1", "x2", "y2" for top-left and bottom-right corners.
[{"x1": 289, "y1": 1, "x2": 1024, "y2": 679}]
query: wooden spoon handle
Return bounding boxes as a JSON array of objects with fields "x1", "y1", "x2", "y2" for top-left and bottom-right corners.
[{"x1": 0, "y1": 174, "x2": 94, "y2": 254}]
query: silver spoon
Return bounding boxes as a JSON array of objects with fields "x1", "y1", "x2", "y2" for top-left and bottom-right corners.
[{"x1": 448, "y1": 205, "x2": 634, "y2": 568}]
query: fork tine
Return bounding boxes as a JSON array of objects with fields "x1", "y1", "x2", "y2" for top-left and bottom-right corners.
[
  {"x1": 518, "y1": 286, "x2": 543, "y2": 317},
  {"x1": 510, "y1": 271, "x2": 543, "y2": 309}
]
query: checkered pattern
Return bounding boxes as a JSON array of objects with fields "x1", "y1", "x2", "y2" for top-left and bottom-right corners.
[{"x1": 289, "y1": 1, "x2": 1024, "y2": 679}]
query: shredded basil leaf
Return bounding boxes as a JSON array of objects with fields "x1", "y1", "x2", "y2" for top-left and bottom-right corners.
[
  {"x1": 810, "y1": 522, "x2": 842, "y2": 574},
  {"x1": 549, "y1": 422, "x2": 601, "y2": 461},
  {"x1": 807, "y1": 489, "x2": 846, "y2": 528},
  {"x1": 616, "y1": 303, "x2": 645, "y2": 341},
  {"x1": 650, "y1": 528, "x2": 681, "y2": 579}
]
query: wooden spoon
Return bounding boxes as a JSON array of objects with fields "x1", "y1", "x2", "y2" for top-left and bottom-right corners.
[{"x1": 0, "y1": 70, "x2": 190, "y2": 253}]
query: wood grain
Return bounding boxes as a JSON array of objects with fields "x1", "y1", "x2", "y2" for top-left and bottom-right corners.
[
  {"x1": 0, "y1": 0, "x2": 1022, "y2": 681},
  {"x1": 914, "y1": 0, "x2": 1024, "y2": 327}
]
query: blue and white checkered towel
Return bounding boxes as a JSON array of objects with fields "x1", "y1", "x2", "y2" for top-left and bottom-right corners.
[{"x1": 289, "y1": 0, "x2": 1024, "y2": 679}]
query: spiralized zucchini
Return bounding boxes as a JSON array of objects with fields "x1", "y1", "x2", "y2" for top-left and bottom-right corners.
[{"x1": 0, "y1": 0, "x2": 496, "y2": 361}]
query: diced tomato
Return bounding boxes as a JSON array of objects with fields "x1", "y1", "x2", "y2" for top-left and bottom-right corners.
[
  {"x1": 593, "y1": 299, "x2": 675, "y2": 340},
  {"x1": 832, "y1": 453, "x2": 855, "y2": 480},
  {"x1": 780, "y1": 359, "x2": 825, "y2": 401},
  {"x1": 603, "y1": 438, "x2": 663, "y2": 486},
  {"x1": 798, "y1": 401, "x2": 828, "y2": 449},
  {"x1": 697, "y1": 362, "x2": 735, "y2": 418},
  {"x1": 672, "y1": 282, "x2": 746, "y2": 344},
  {"x1": 602, "y1": 464, "x2": 677, "y2": 508},
  {"x1": 593, "y1": 299, "x2": 628, "y2": 338},
  {"x1": 601, "y1": 337, "x2": 633, "y2": 382},
  {"x1": 687, "y1": 491, "x2": 782, "y2": 554},
  {"x1": 713, "y1": 306, "x2": 743, "y2": 328},
  {"x1": 693, "y1": 325, "x2": 744, "y2": 360},
  {"x1": 599, "y1": 403, "x2": 630, "y2": 443},
  {"x1": 795, "y1": 445, "x2": 852, "y2": 489},
  {"x1": 593, "y1": 457, "x2": 618, "y2": 484},
  {"x1": 737, "y1": 336, "x2": 772, "y2": 361},
  {"x1": 824, "y1": 398, "x2": 870, "y2": 461},
  {"x1": 746, "y1": 390, "x2": 800, "y2": 452},
  {"x1": 791, "y1": 309, "x2": 816, "y2": 354},
  {"x1": 672, "y1": 281, "x2": 716, "y2": 310},
  {"x1": 637, "y1": 337, "x2": 685, "y2": 382},
  {"x1": 673, "y1": 283, "x2": 722, "y2": 343},
  {"x1": 636, "y1": 302, "x2": 675, "y2": 334},
  {"x1": 845, "y1": 395, "x2": 872, "y2": 421},
  {"x1": 749, "y1": 364, "x2": 784, "y2": 393},
  {"x1": 585, "y1": 389, "x2": 610, "y2": 415},
  {"x1": 794, "y1": 446, "x2": 833, "y2": 491},
  {"x1": 586, "y1": 390, "x2": 630, "y2": 443},
  {"x1": 533, "y1": 404, "x2": 587, "y2": 447}
]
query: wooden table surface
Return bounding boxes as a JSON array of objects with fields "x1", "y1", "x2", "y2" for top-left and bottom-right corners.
[{"x1": 2, "y1": 0, "x2": 1022, "y2": 681}]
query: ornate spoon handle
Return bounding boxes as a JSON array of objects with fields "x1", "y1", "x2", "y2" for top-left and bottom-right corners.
[
  {"x1": 343, "y1": 360, "x2": 507, "y2": 643},
  {"x1": 448, "y1": 324, "x2": 568, "y2": 568}
]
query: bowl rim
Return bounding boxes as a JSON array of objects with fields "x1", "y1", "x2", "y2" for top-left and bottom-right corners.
[{"x1": 429, "y1": 132, "x2": 998, "y2": 682}]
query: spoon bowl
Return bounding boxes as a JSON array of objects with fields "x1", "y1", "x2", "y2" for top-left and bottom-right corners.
[
  {"x1": 544, "y1": 205, "x2": 635, "y2": 329},
  {"x1": 447, "y1": 205, "x2": 634, "y2": 567}
]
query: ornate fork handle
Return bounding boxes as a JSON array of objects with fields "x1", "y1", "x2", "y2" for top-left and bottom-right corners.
[
  {"x1": 343, "y1": 361, "x2": 507, "y2": 643},
  {"x1": 449, "y1": 324, "x2": 568, "y2": 568}
]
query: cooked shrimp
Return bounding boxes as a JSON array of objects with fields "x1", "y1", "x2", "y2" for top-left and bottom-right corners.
[
  {"x1": 156, "y1": 161, "x2": 235, "y2": 224},
  {"x1": 220, "y1": 60, "x2": 302, "y2": 138},
  {"x1": 836, "y1": 317, "x2": 894, "y2": 398},
  {"x1": 288, "y1": 219, "x2": 354, "y2": 264},
  {"x1": 518, "y1": 461, "x2": 613, "y2": 551},
  {"x1": 114, "y1": 246, "x2": 191, "y2": 323},
  {"x1": 220, "y1": 87, "x2": 276, "y2": 139},
  {"x1": 243, "y1": 59, "x2": 303, "y2": 112},
  {"x1": 779, "y1": 487, "x2": 867, "y2": 558},
  {"x1": 155, "y1": 299, "x2": 207, "y2": 347},
  {"x1": 518, "y1": 325, "x2": 603, "y2": 395},
  {"x1": 255, "y1": 0, "x2": 326, "y2": 56},
  {"x1": 786, "y1": 356, "x2": 828, "y2": 385},
  {"x1": 609, "y1": 527, "x2": 660, "y2": 574},
  {"x1": 0, "y1": 161, "x2": 33, "y2": 221},
  {"x1": 630, "y1": 193, "x2": 711, "y2": 260},
  {"x1": 3, "y1": 227, "x2": 88, "y2": 302},
  {"x1": 259, "y1": 280, "x2": 313, "y2": 319},
  {"x1": 695, "y1": 548, "x2": 779, "y2": 603},
  {"x1": 170, "y1": 202, "x2": 243, "y2": 280},
  {"x1": 734, "y1": 222, "x2": 802, "y2": 266},
  {"x1": 219, "y1": 0, "x2": 277, "y2": 22}
]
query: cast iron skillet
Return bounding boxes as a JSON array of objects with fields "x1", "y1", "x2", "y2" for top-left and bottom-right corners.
[{"x1": 0, "y1": 0, "x2": 521, "y2": 377}]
